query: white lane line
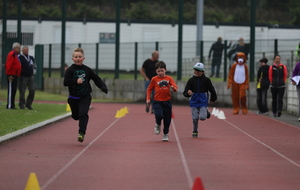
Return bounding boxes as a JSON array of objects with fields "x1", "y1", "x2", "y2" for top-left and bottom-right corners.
[
  {"x1": 223, "y1": 119, "x2": 300, "y2": 169},
  {"x1": 42, "y1": 118, "x2": 120, "y2": 190},
  {"x1": 171, "y1": 120, "x2": 193, "y2": 189}
]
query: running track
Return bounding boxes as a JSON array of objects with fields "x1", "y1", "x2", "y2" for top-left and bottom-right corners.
[{"x1": 0, "y1": 103, "x2": 300, "y2": 190}]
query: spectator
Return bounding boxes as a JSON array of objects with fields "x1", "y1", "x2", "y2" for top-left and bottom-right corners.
[
  {"x1": 208, "y1": 37, "x2": 231, "y2": 78},
  {"x1": 18, "y1": 46, "x2": 36, "y2": 110},
  {"x1": 291, "y1": 61, "x2": 300, "y2": 121},
  {"x1": 5, "y1": 42, "x2": 21, "y2": 109},
  {"x1": 268, "y1": 55, "x2": 288, "y2": 117},
  {"x1": 256, "y1": 58, "x2": 270, "y2": 115},
  {"x1": 227, "y1": 38, "x2": 250, "y2": 66},
  {"x1": 140, "y1": 51, "x2": 159, "y2": 113}
]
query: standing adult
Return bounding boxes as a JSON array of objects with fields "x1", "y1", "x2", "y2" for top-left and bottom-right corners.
[
  {"x1": 268, "y1": 55, "x2": 288, "y2": 117},
  {"x1": 18, "y1": 46, "x2": 36, "y2": 110},
  {"x1": 208, "y1": 37, "x2": 231, "y2": 78},
  {"x1": 291, "y1": 61, "x2": 300, "y2": 121},
  {"x1": 5, "y1": 42, "x2": 21, "y2": 109},
  {"x1": 140, "y1": 51, "x2": 159, "y2": 113},
  {"x1": 256, "y1": 58, "x2": 270, "y2": 115}
]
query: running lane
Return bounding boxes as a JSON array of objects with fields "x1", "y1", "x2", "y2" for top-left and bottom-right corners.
[{"x1": 0, "y1": 103, "x2": 299, "y2": 190}]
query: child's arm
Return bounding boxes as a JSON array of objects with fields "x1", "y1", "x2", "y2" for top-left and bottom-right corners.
[
  {"x1": 90, "y1": 69, "x2": 108, "y2": 94},
  {"x1": 207, "y1": 78, "x2": 217, "y2": 102},
  {"x1": 63, "y1": 67, "x2": 77, "y2": 86},
  {"x1": 169, "y1": 77, "x2": 178, "y2": 92},
  {"x1": 183, "y1": 79, "x2": 192, "y2": 97},
  {"x1": 146, "y1": 79, "x2": 155, "y2": 104}
]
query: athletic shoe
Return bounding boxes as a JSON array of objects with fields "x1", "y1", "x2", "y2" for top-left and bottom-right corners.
[
  {"x1": 298, "y1": 117, "x2": 300, "y2": 122},
  {"x1": 146, "y1": 105, "x2": 150, "y2": 113},
  {"x1": 154, "y1": 124, "x2": 161, "y2": 135},
  {"x1": 162, "y1": 134, "x2": 169, "y2": 142},
  {"x1": 77, "y1": 133, "x2": 84, "y2": 142},
  {"x1": 277, "y1": 112, "x2": 282, "y2": 117},
  {"x1": 192, "y1": 131, "x2": 198, "y2": 138},
  {"x1": 207, "y1": 111, "x2": 211, "y2": 119}
]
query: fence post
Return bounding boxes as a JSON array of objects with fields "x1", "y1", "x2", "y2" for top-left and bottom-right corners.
[
  {"x1": 96, "y1": 43, "x2": 99, "y2": 75},
  {"x1": 200, "y1": 40, "x2": 204, "y2": 63},
  {"x1": 274, "y1": 39, "x2": 278, "y2": 55},
  {"x1": 155, "y1": 41, "x2": 159, "y2": 51},
  {"x1": 48, "y1": 44, "x2": 52, "y2": 77},
  {"x1": 34, "y1": 45, "x2": 44, "y2": 90},
  {"x1": 134, "y1": 42, "x2": 138, "y2": 80},
  {"x1": 223, "y1": 40, "x2": 228, "y2": 82}
]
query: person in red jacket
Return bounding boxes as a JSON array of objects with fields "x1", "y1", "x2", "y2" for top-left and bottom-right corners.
[
  {"x1": 268, "y1": 54, "x2": 288, "y2": 117},
  {"x1": 5, "y1": 42, "x2": 21, "y2": 109}
]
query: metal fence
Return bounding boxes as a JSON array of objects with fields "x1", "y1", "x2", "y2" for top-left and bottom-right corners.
[{"x1": 40, "y1": 39, "x2": 300, "y2": 79}]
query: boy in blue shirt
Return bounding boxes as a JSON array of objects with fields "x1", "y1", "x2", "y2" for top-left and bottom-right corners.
[{"x1": 183, "y1": 63, "x2": 217, "y2": 137}]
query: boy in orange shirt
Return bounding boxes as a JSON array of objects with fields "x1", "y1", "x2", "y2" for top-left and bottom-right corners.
[{"x1": 146, "y1": 61, "x2": 178, "y2": 142}]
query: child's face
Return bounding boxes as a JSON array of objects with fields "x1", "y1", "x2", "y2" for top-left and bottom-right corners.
[
  {"x1": 72, "y1": 52, "x2": 85, "y2": 66},
  {"x1": 194, "y1": 69, "x2": 204, "y2": 77},
  {"x1": 156, "y1": 67, "x2": 167, "y2": 77}
]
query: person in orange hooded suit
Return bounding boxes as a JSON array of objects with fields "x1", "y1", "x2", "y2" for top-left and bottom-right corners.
[{"x1": 227, "y1": 52, "x2": 249, "y2": 114}]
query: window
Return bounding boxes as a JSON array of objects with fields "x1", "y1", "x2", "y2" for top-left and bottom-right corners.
[{"x1": 7, "y1": 32, "x2": 34, "y2": 46}]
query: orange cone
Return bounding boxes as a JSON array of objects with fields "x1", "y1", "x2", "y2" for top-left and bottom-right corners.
[{"x1": 192, "y1": 177, "x2": 205, "y2": 190}]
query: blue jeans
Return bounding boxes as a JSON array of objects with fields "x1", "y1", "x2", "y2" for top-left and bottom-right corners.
[
  {"x1": 256, "y1": 88, "x2": 269, "y2": 113},
  {"x1": 211, "y1": 59, "x2": 221, "y2": 77}
]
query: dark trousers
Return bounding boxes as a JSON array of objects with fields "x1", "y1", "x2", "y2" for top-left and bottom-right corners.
[
  {"x1": 6, "y1": 76, "x2": 18, "y2": 109},
  {"x1": 256, "y1": 88, "x2": 269, "y2": 113},
  {"x1": 271, "y1": 87, "x2": 285, "y2": 114},
  {"x1": 68, "y1": 95, "x2": 91, "y2": 135},
  {"x1": 19, "y1": 76, "x2": 35, "y2": 108},
  {"x1": 153, "y1": 100, "x2": 172, "y2": 135},
  {"x1": 211, "y1": 59, "x2": 221, "y2": 77}
]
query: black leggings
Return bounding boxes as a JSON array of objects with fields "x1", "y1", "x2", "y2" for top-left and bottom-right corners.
[
  {"x1": 68, "y1": 95, "x2": 91, "y2": 135},
  {"x1": 271, "y1": 87, "x2": 285, "y2": 114}
]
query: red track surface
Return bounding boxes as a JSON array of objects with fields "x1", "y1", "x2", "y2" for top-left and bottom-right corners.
[{"x1": 0, "y1": 103, "x2": 300, "y2": 190}]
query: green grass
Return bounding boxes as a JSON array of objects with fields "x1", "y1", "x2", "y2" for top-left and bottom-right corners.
[{"x1": 0, "y1": 103, "x2": 67, "y2": 136}]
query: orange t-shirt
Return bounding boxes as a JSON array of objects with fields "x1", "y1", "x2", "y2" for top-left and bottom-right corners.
[{"x1": 147, "y1": 75, "x2": 178, "y2": 101}]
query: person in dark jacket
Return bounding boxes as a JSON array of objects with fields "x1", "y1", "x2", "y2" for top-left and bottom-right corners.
[
  {"x1": 268, "y1": 55, "x2": 288, "y2": 117},
  {"x1": 18, "y1": 46, "x2": 36, "y2": 110},
  {"x1": 183, "y1": 63, "x2": 217, "y2": 138},
  {"x1": 64, "y1": 47, "x2": 108, "y2": 143},
  {"x1": 256, "y1": 58, "x2": 270, "y2": 115},
  {"x1": 5, "y1": 42, "x2": 21, "y2": 109},
  {"x1": 208, "y1": 37, "x2": 231, "y2": 78}
]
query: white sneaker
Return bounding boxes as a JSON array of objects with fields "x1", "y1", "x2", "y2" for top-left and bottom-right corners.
[
  {"x1": 154, "y1": 124, "x2": 161, "y2": 135},
  {"x1": 162, "y1": 134, "x2": 169, "y2": 142}
]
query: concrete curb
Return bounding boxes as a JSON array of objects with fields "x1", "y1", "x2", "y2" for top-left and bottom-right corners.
[{"x1": 0, "y1": 112, "x2": 71, "y2": 144}]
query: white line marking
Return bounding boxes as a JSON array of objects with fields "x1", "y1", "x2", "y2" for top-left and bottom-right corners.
[
  {"x1": 223, "y1": 119, "x2": 300, "y2": 169},
  {"x1": 171, "y1": 120, "x2": 193, "y2": 188},
  {"x1": 42, "y1": 118, "x2": 120, "y2": 190}
]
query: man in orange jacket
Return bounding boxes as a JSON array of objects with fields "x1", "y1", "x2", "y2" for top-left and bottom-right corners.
[
  {"x1": 227, "y1": 52, "x2": 249, "y2": 114},
  {"x1": 5, "y1": 42, "x2": 21, "y2": 109}
]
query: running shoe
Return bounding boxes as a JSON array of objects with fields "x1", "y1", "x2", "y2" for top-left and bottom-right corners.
[
  {"x1": 77, "y1": 133, "x2": 84, "y2": 142},
  {"x1": 298, "y1": 117, "x2": 300, "y2": 122},
  {"x1": 207, "y1": 111, "x2": 211, "y2": 119},
  {"x1": 162, "y1": 134, "x2": 169, "y2": 142},
  {"x1": 154, "y1": 124, "x2": 161, "y2": 135},
  {"x1": 277, "y1": 112, "x2": 282, "y2": 117},
  {"x1": 192, "y1": 131, "x2": 198, "y2": 138}
]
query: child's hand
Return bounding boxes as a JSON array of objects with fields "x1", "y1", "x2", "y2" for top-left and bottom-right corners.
[
  {"x1": 292, "y1": 81, "x2": 296, "y2": 85},
  {"x1": 146, "y1": 100, "x2": 150, "y2": 104},
  {"x1": 188, "y1": 90, "x2": 193, "y2": 95},
  {"x1": 77, "y1": 78, "x2": 83, "y2": 84}
]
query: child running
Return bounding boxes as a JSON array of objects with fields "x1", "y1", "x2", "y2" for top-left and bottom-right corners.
[
  {"x1": 64, "y1": 47, "x2": 108, "y2": 142},
  {"x1": 146, "y1": 61, "x2": 178, "y2": 142},
  {"x1": 183, "y1": 63, "x2": 217, "y2": 138}
]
